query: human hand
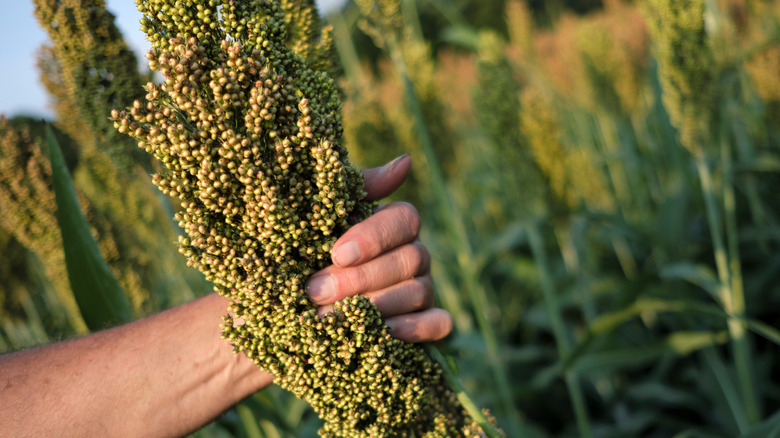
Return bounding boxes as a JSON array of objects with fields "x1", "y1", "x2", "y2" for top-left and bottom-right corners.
[{"x1": 306, "y1": 154, "x2": 452, "y2": 343}]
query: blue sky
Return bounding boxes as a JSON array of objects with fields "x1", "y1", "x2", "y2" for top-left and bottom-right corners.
[{"x1": 0, "y1": 0, "x2": 346, "y2": 119}]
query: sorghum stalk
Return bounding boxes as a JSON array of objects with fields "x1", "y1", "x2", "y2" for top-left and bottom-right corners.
[
  {"x1": 526, "y1": 223, "x2": 592, "y2": 438},
  {"x1": 472, "y1": 30, "x2": 545, "y2": 224},
  {"x1": 645, "y1": 0, "x2": 758, "y2": 424},
  {"x1": 113, "y1": 0, "x2": 493, "y2": 436}
]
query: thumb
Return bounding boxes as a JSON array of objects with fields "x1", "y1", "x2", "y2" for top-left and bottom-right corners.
[{"x1": 361, "y1": 154, "x2": 411, "y2": 201}]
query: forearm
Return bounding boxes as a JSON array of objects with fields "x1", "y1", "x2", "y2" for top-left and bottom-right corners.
[{"x1": 0, "y1": 293, "x2": 272, "y2": 437}]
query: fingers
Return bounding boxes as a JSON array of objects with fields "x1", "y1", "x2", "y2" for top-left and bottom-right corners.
[
  {"x1": 386, "y1": 309, "x2": 453, "y2": 343},
  {"x1": 308, "y1": 239, "x2": 430, "y2": 305},
  {"x1": 361, "y1": 154, "x2": 412, "y2": 201},
  {"x1": 363, "y1": 275, "x2": 434, "y2": 317},
  {"x1": 317, "y1": 275, "x2": 434, "y2": 317},
  {"x1": 331, "y1": 202, "x2": 421, "y2": 267},
  {"x1": 301, "y1": 154, "x2": 455, "y2": 344},
  {"x1": 312, "y1": 274, "x2": 452, "y2": 343}
]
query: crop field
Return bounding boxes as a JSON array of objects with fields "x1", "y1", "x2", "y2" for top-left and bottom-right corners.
[{"x1": 1, "y1": 0, "x2": 780, "y2": 436}]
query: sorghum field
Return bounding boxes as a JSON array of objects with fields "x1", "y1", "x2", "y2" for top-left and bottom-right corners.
[{"x1": 2, "y1": 0, "x2": 780, "y2": 436}]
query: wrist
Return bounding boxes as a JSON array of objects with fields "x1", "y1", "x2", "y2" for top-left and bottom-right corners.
[
  {"x1": 203, "y1": 294, "x2": 275, "y2": 399},
  {"x1": 136, "y1": 293, "x2": 274, "y2": 436}
]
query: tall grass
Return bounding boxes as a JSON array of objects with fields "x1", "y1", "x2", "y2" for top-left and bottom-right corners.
[{"x1": 2, "y1": 0, "x2": 780, "y2": 436}]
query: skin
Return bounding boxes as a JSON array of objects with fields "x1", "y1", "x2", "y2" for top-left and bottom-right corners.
[{"x1": 0, "y1": 155, "x2": 452, "y2": 437}]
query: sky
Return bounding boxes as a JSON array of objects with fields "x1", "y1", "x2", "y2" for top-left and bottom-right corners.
[{"x1": 0, "y1": 0, "x2": 347, "y2": 119}]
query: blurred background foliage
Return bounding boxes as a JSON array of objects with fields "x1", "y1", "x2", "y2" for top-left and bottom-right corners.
[{"x1": 2, "y1": 0, "x2": 780, "y2": 436}]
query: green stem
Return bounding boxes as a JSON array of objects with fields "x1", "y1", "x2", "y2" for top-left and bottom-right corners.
[
  {"x1": 401, "y1": 70, "x2": 519, "y2": 430},
  {"x1": 428, "y1": 252, "x2": 474, "y2": 333},
  {"x1": 695, "y1": 155, "x2": 758, "y2": 425},
  {"x1": 595, "y1": 116, "x2": 632, "y2": 215},
  {"x1": 594, "y1": 117, "x2": 639, "y2": 279},
  {"x1": 721, "y1": 130, "x2": 759, "y2": 423},
  {"x1": 424, "y1": 345, "x2": 505, "y2": 438},
  {"x1": 527, "y1": 221, "x2": 592, "y2": 438},
  {"x1": 730, "y1": 115, "x2": 773, "y2": 239},
  {"x1": 330, "y1": 11, "x2": 366, "y2": 93}
]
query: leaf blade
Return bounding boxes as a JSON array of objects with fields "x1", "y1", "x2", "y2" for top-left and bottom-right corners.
[{"x1": 46, "y1": 124, "x2": 132, "y2": 331}]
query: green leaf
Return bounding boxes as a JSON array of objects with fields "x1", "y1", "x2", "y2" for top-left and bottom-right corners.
[
  {"x1": 660, "y1": 263, "x2": 721, "y2": 300},
  {"x1": 702, "y1": 348, "x2": 749, "y2": 435},
  {"x1": 46, "y1": 124, "x2": 132, "y2": 331},
  {"x1": 626, "y1": 382, "x2": 704, "y2": 408},
  {"x1": 240, "y1": 391, "x2": 298, "y2": 436},
  {"x1": 741, "y1": 409, "x2": 780, "y2": 438},
  {"x1": 235, "y1": 404, "x2": 269, "y2": 438},
  {"x1": 439, "y1": 25, "x2": 480, "y2": 49},
  {"x1": 474, "y1": 222, "x2": 526, "y2": 269},
  {"x1": 563, "y1": 298, "x2": 780, "y2": 375},
  {"x1": 735, "y1": 153, "x2": 780, "y2": 173},
  {"x1": 571, "y1": 332, "x2": 727, "y2": 374},
  {"x1": 665, "y1": 331, "x2": 729, "y2": 356}
]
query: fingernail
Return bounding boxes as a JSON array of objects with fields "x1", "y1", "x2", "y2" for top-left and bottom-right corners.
[
  {"x1": 317, "y1": 304, "x2": 334, "y2": 318},
  {"x1": 333, "y1": 241, "x2": 361, "y2": 267},
  {"x1": 385, "y1": 319, "x2": 397, "y2": 333},
  {"x1": 306, "y1": 275, "x2": 336, "y2": 303},
  {"x1": 383, "y1": 153, "x2": 409, "y2": 175}
]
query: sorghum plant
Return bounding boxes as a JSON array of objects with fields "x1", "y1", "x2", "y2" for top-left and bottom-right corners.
[
  {"x1": 645, "y1": 0, "x2": 759, "y2": 424},
  {"x1": 472, "y1": 30, "x2": 546, "y2": 224},
  {"x1": 113, "y1": 0, "x2": 493, "y2": 436},
  {"x1": 0, "y1": 117, "x2": 84, "y2": 333},
  {"x1": 33, "y1": 0, "x2": 201, "y2": 315},
  {"x1": 33, "y1": 0, "x2": 151, "y2": 171},
  {"x1": 518, "y1": 88, "x2": 612, "y2": 212},
  {"x1": 0, "y1": 117, "x2": 164, "y2": 326}
]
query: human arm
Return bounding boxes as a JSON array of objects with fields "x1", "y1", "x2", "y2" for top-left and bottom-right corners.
[
  {"x1": 0, "y1": 293, "x2": 263, "y2": 437},
  {"x1": 0, "y1": 155, "x2": 451, "y2": 437}
]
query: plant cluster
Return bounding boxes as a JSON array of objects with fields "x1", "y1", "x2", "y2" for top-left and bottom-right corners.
[{"x1": 112, "y1": 0, "x2": 492, "y2": 436}]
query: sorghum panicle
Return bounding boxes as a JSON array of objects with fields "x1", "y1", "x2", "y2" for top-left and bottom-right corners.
[
  {"x1": 644, "y1": 0, "x2": 718, "y2": 155},
  {"x1": 113, "y1": 1, "x2": 483, "y2": 435},
  {"x1": 33, "y1": 0, "x2": 151, "y2": 171}
]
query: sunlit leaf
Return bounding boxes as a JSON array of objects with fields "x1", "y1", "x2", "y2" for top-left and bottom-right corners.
[{"x1": 46, "y1": 124, "x2": 132, "y2": 331}]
